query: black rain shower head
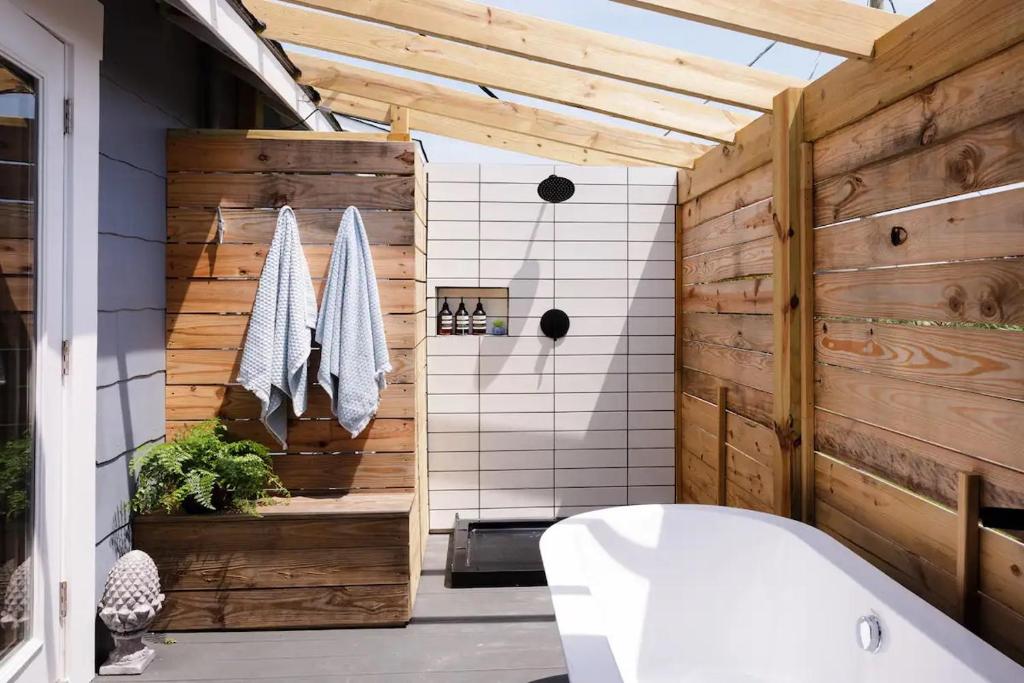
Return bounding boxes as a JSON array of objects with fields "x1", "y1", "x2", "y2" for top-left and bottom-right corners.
[{"x1": 537, "y1": 174, "x2": 575, "y2": 203}]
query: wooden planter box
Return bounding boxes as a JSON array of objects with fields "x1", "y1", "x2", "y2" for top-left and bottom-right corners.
[{"x1": 133, "y1": 492, "x2": 416, "y2": 631}]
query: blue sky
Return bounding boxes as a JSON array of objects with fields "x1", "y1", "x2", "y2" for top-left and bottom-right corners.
[{"x1": 296, "y1": 0, "x2": 934, "y2": 164}]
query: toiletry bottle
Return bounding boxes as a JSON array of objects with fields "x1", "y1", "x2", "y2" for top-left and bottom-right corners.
[
  {"x1": 437, "y1": 298, "x2": 453, "y2": 336},
  {"x1": 454, "y1": 298, "x2": 470, "y2": 335},
  {"x1": 472, "y1": 299, "x2": 487, "y2": 335}
]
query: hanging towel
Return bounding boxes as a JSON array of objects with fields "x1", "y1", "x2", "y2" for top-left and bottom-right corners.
[
  {"x1": 316, "y1": 206, "x2": 392, "y2": 437},
  {"x1": 237, "y1": 206, "x2": 318, "y2": 447}
]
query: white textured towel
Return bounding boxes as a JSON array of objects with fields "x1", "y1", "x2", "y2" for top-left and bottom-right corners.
[
  {"x1": 316, "y1": 206, "x2": 392, "y2": 437},
  {"x1": 237, "y1": 206, "x2": 318, "y2": 447}
]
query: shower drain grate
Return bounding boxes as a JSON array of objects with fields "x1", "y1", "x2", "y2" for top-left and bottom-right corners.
[{"x1": 445, "y1": 515, "x2": 556, "y2": 588}]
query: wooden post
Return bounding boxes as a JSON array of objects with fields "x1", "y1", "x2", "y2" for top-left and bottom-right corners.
[
  {"x1": 771, "y1": 87, "x2": 810, "y2": 520},
  {"x1": 674, "y1": 203, "x2": 686, "y2": 503},
  {"x1": 956, "y1": 472, "x2": 981, "y2": 628},
  {"x1": 716, "y1": 386, "x2": 728, "y2": 506},
  {"x1": 387, "y1": 105, "x2": 411, "y2": 141},
  {"x1": 798, "y1": 140, "x2": 815, "y2": 524}
]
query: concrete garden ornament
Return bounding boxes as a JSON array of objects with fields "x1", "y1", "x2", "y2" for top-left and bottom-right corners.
[{"x1": 98, "y1": 550, "x2": 165, "y2": 675}]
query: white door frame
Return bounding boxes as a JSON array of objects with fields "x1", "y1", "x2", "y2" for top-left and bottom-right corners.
[{"x1": 3, "y1": 1, "x2": 101, "y2": 681}]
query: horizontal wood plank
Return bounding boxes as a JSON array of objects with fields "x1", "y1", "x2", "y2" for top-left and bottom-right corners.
[
  {"x1": 0, "y1": 203, "x2": 32, "y2": 239},
  {"x1": 166, "y1": 383, "x2": 414, "y2": 420},
  {"x1": 273, "y1": 453, "x2": 413, "y2": 491},
  {"x1": 167, "y1": 208, "x2": 414, "y2": 245},
  {"x1": 151, "y1": 584, "x2": 409, "y2": 631},
  {"x1": 815, "y1": 363, "x2": 1024, "y2": 474},
  {"x1": 681, "y1": 236, "x2": 773, "y2": 284},
  {"x1": 166, "y1": 418, "x2": 416, "y2": 454},
  {"x1": 681, "y1": 162, "x2": 773, "y2": 228},
  {"x1": 166, "y1": 132, "x2": 415, "y2": 174},
  {"x1": 680, "y1": 368, "x2": 773, "y2": 427},
  {"x1": 680, "y1": 312, "x2": 773, "y2": 354},
  {"x1": 814, "y1": 41, "x2": 1024, "y2": 180},
  {"x1": 814, "y1": 113, "x2": 1024, "y2": 225},
  {"x1": 680, "y1": 341, "x2": 773, "y2": 393},
  {"x1": 151, "y1": 545, "x2": 409, "y2": 591},
  {"x1": 167, "y1": 243, "x2": 414, "y2": 279},
  {"x1": 0, "y1": 239, "x2": 31, "y2": 274},
  {"x1": 680, "y1": 392, "x2": 778, "y2": 469},
  {"x1": 815, "y1": 319, "x2": 1024, "y2": 401},
  {"x1": 167, "y1": 278, "x2": 415, "y2": 314},
  {"x1": 166, "y1": 348, "x2": 413, "y2": 385},
  {"x1": 166, "y1": 313, "x2": 418, "y2": 350},
  {"x1": 167, "y1": 173, "x2": 414, "y2": 210},
  {"x1": 680, "y1": 197, "x2": 773, "y2": 257},
  {"x1": 814, "y1": 189, "x2": 1024, "y2": 271},
  {"x1": 678, "y1": 115, "x2": 773, "y2": 204},
  {"x1": 681, "y1": 277, "x2": 772, "y2": 315},
  {"x1": 815, "y1": 409, "x2": 1024, "y2": 512},
  {"x1": 682, "y1": 420, "x2": 773, "y2": 508},
  {"x1": 815, "y1": 259, "x2": 1024, "y2": 325}
]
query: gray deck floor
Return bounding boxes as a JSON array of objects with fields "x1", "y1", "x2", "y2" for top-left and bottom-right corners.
[{"x1": 96, "y1": 534, "x2": 568, "y2": 682}]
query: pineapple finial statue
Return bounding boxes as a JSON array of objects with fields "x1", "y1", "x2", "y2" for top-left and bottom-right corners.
[{"x1": 97, "y1": 550, "x2": 165, "y2": 675}]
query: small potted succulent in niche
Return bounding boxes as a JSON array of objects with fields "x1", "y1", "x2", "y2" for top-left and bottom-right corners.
[
  {"x1": 490, "y1": 319, "x2": 508, "y2": 336},
  {"x1": 131, "y1": 420, "x2": 286, "y2": 516}
]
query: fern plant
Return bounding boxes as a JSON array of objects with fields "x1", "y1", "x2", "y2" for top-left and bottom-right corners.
[
  {"x1": 0, "y1": 434, "x2": 30, "y2": 520},
  {"x1": 131, "y1": 420, "x2": 286, "y2": 515}
]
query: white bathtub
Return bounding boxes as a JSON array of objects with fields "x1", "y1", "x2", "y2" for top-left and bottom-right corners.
[{"x1": 540, "y1": 504, "x2": 1023, "y2": 683}]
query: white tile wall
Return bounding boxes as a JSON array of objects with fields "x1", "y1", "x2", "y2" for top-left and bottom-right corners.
[{"x1": 426, "y1": 164, "x2": 676, "y2": 529}]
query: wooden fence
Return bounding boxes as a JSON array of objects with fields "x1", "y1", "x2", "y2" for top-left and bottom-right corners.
[
  {"x1": 153, "y1": 130, "x2": 428, "y2": 629},
  {"x1": 676, "y1": 0, "x2": 1024, "y2": 663}
]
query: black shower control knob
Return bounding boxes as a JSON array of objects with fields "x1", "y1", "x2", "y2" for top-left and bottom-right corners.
[{"x1": 540, "y1": 309, "x2": 570, "y2": 340}]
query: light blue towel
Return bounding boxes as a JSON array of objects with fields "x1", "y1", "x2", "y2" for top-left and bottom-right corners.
[
  {"x1": 316, "y1": 206, "x2": 392, "y2": 437},
  {"x1": 237, "y1": 206, "x2": 318, "y2": 447}
]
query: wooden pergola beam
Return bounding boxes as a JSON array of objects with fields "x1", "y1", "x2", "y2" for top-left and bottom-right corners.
[
  {"x1": 283, "y1": 0, "x2": 803, "y2": 112},
  {"x1": 325, "y1": 90, "x2": 656, "y2": 166},
  {"x1": 249, "y1": 0, "x2": 752, "y2": 142},
  {"x1": 612, "y1": 0, "x2": 904, "y2": 59},
  {"x1": 290, "y1": 53, "x2": 708, "y2": 167}
]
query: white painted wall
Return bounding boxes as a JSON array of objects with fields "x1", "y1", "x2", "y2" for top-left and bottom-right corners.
[{"x1": 425, "y1": 164, "x2": 676, "y2": 529}]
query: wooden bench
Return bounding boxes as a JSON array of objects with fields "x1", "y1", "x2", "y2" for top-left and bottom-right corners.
[{"x1": 134, "y1": 492, "x2": 417, "y2": 631}]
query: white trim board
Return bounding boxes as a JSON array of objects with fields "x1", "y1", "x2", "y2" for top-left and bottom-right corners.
[{"x1": 173, "y1": 0, "x2": 336, "y2": 132}]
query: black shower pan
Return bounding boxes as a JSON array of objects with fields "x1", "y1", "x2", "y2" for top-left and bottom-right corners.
[{"x1": 445, "y1": 515, "x2": 557, "y2": 588}]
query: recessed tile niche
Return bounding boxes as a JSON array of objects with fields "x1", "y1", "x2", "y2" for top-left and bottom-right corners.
[{"x1": 434, "y1": 286, "x2": 509, "y2": 337}]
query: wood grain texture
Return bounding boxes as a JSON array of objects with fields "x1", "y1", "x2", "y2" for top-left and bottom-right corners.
[
  {"x1": 273, "y1": 453, "x2": 414, "y2": 491},
  {"x1": 681, "y1": 277, "x2": 772, "y2": 315},
  {"x1": 295, "y1": 56, "x2": 705, "y2": 167},
  {"x1": 0, "y1": 203, "x2": 32, "y2": 239},
  {"x1": 167, "y1": 278, "x2": 415, "y2": 314},
  {"x1": 167, "y1": 208, "x2": 414, "y2": 245},
  {"x1": 814, "y1": 40, "x2": 1024, "y2": 179},
  {"x1": 814, "y1": 189, "x2": 1024, "y2": 271},
  {"x1": 166, "y1": 349, "x2": 413, "y2": 385},
  {"x1": 166, "y1": 383, "x2": 414, "y2": 420},
  {"x1": 151, "y1": 584, "x2": 409, "y2": 631},
  {"x1": 680, "y1": 198, "x2": 773, "y2": 257},
  {"x1": 166, "y1": 418, "x2": 416, "y2": 454},
  {"x1": 151, "y1": 545, "x2": 409, "y2": 590},
  {"x1": 815, "y1": 319, "x2": 1024, "y2": 401},
  {"x1": 681, "y1": 393, "x2": 777, "y2": 468},
  {"x1": 980, "y1": 529, "x2": 1024, "y2": 618},
  {"x1": 682, "y1": 420, "x2": 773, "y2": 508},
  {"x1": 815, "y1": 259, "x2": 1024, "y2": 325},
  {"x1": 681, "y1": 447, "x2": 772, "y2": 513},
  {"x1": 678, "y1": 115, "x2": 773, "y2": 203},
  {"x1": 256, "y1": 0, "x2": 752, "y2": 142},
  {"x1": 956, "y1": 471, "x2": 981, "y2": 626},
  {"x1": 803, "y1": 0, "x2": 1024, "y2": 142},
  {"x1": 612, "y1": 0, "x2": 902, "y2": 59},
  {"x1": 977, "y1": 593, "x2": 1024, "y2": 665},
  {"x1": 166, "y1": 312, "x2": 418, "y2": 350},
  {"x1": 167, "y1": 243, "x2": 414, "y2": 279},
  {"x1": 680, "y1": 312, "x2": 773, "y2": 353},
  {"x1": 681, "y1": 162, "x2": 773, "y2": 228},
  {"x1": 680, "y1": 341, "x2": 773, "y2": 393},
  {"x1": 815, "y1": 409, "x2": 1024, "y2": 512},
  {"x1": 0, "y1": 239, "x2": 31, "y2": 274},
  {"x1": 814, "y1": 113, "x2": 1024, "y2": 225},
  {"x1": 167, "y1": 132, "x2": 415, "y2": 174},
  {"x1": 167, "y1": 173, "x2": 415, "y2": 210},
  {"x1": 681, "y1": 367, "x2": 773, "y2": 428},
  {"x1": 815, "y1": 363, "x2": 1024, "y2": 473},
  {"x1": 290, "y1": 0, "x2": 800, "y2": 111},
  {"x1": 680, "y1": 236, "x2": 773, "y2": 285},
  {"x1": 816, "y1": 453, "x2": 956, "y2": 576}
]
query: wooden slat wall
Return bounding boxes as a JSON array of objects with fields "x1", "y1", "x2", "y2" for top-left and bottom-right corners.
[
  {"x1": 676, "y1": 16, "x2": 1024, "y2": 664},
  {"x1": 165, "y1": 131, "x2": 425, "y2": 490},
  {"x1": 676, "y1": 159, "x2": 779, "y2": 513},
  {"x1": 808, "y1": 40, "x2": 1024, "y2": 662}
]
